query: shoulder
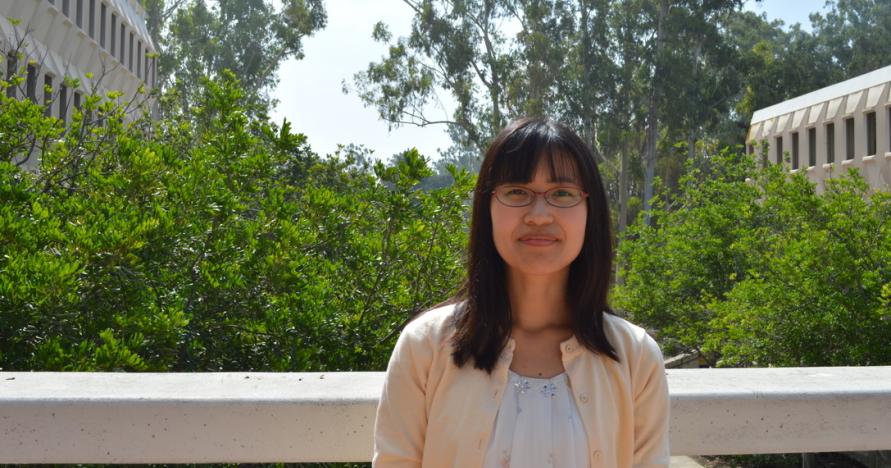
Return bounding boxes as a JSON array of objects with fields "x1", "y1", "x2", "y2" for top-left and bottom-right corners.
[
  {"x1": 403, "y1": 301, "x2": 460, "y2": 339},
  {"x1": 602, "y1": 313, "x2": 664, "y2": 365},
  {"x1": 392, "y1": 301, "x2": 460, "y2": 357},
  {"x1": 602, "y1": 312, "x2": 650, "y2": 343}
]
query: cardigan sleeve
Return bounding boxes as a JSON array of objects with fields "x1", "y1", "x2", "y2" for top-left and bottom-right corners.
[
  {"x1": 372, "y1": 322, "x2": 433, "y2": 468},
  {"x1": 631, "y1": 333, "x2": 671, "y2": 468}
]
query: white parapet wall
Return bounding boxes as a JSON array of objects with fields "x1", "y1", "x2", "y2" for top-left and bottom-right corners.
[{"x1": 1, "y1": 367, "x2": 890, "y2": 463}]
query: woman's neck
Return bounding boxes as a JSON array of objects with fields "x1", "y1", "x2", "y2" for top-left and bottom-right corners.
[{"x1": 506, "y1": 268, "x2": 572, "y2": 332}]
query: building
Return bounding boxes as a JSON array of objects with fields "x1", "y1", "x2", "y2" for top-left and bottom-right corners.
[
  {"x1": 747, "y1": 65, "x2": 891, "y2": 192},
  {"x1": 1, "y1": 0, "x2": 157, "y2": 120}
]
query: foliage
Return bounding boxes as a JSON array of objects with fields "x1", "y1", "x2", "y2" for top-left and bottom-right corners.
[
  {"x1": 3, "y1": 0, "x2": 889, "y2": 377},
  {"x1": 731, "y1": 0, "x2": 891, "y2": 124},
  {"x1": 353, "y1": 0, "x2": 891, "y2": 234},
  {"x1": 352, "y1": 0, "x2": 516, "y2": 162},
  {"x1": 153, "y1": 0, "x2": 327, "y2": 114},
  {"x1": 614, "y1": 149, "x2": 891, "y2": 366},
  {"x1": 810, "y1": 0, "x2": 891, "y2": 79},
  {"x1": 0, "y1": 71, "x2": 472, "y2": 372}
]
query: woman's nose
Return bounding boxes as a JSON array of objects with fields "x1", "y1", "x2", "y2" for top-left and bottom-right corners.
[{"x1": 523, "y1": 196, "x2": 554, "y2": 224}]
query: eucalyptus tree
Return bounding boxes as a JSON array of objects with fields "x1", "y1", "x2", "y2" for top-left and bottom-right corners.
[
  {"x1": 636, "y1": 0, "x2": 746, "y2": 223},
  {"x1": 354, "y1": 0, "x2": 751, "y2": 229},
  {"x1": 810, "y1": 0, "x2": 891, "y2": 78},
  {"x1": 718, "y1": 0, "x2": 890, "y2": 146},
  {"x1": 354, "y1": 0, "x2": 638, "y2": 228},
  {"x1": 149, "y1": 0, "x2": 327, "y2": 114},
  {"x1": 353, "y1": 0, "x2": 521, "y2": 164}
]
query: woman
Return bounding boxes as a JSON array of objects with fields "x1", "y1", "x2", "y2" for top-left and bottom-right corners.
[{"x1": 373, "y1": 117, "x2": 669, "y2": 468}]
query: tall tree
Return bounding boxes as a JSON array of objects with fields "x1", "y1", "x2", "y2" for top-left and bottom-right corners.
[
  {"x1": 639, "y1": 0, "x2": 745, "y2": 223},
  {"x1": 640, "y1": 0, "x2": 667, "y2": 225},
  {"x1": 724, "y1": 0, "x2": 890, "y2": 143},
  {"x1": 353, "y1": 0, "x2": 521, "y2": 162},
  {"x1": 355, "y1": 1, "x2": 748, "y2": 224},
  {"x1": 355, "y1": 0, "x2": 639, "y2": 223},
  {"x1": 355, "y1": 0, "x2": 888, "y2": 237},
  {"x1": 810, "y1": 0, "x2": 891, "y2": 78},
  {"x1": 154, "y1": 0, "x2": 327, "y2": 114},
  {"x1": 601, "y1": 0, "x2": 645, "y2": 234},
  {"x1": 727, "y1": 12, "x2": 841, "y2": 129}
]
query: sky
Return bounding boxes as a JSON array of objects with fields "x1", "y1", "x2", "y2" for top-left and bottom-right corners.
[{"x1": 271, "y1": 0, "x2": 830, "y2": 162}]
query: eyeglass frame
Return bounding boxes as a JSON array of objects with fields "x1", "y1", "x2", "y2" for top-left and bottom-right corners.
[{"x1": 491, "y1": 185, "x2": 589, "y2": 208}]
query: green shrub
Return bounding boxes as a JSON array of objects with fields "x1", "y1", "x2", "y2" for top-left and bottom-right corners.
[
  {"x1": 614, "y1": 148, "x2": 891, "y2": 367},
  {"x1": 0, "y1": 71, "x2": 472, "y2": 372}
]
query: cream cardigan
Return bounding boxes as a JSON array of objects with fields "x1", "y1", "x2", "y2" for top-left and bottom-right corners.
[{"x1": 372, "y1": 303, "x2": 670, "y2": 468}]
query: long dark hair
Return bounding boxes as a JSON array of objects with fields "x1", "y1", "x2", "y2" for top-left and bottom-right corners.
[{"x1": 451, "y1": 117, "x2": 619, "y2": 373}]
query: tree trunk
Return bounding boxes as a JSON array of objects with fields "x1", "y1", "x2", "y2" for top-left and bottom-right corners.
[
  {"x1": 617, "y1": 0, "x2": 636, "y2": 235},
  {"x1": 618, "y1": 138, "x2": 630, "y2": 235},
  {"x1": 642, "y1": 0, "x2": 668, "y2": 226},
  {"x1": 614, "y1": 140, "x2": 628, "y2": 287},
  {"x1": 687, "y1": 40, "x2": 702, "y2": 166},
  {"x1": 687, "y1": 130, "x2": 696, "y2": 163}
]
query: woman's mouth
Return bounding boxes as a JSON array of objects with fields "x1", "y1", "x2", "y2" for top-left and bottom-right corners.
[{"x1": 519, "y1": 236, "x2": 558, "y2": 246}]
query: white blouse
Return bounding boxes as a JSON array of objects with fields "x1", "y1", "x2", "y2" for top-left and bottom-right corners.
[{"x1": 483, "y1": 370, "x2": 590, "y2": 468}]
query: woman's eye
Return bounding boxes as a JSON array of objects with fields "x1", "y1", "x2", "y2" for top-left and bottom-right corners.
[
  {"x1": 505, "y1": 188, "x2": 528, "y2": 196},
  {"x1": 552, "y1": 189, "x2": 576, "y2": 199}
]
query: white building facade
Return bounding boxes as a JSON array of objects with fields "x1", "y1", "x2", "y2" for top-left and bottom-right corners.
[
  {"x1": 1, "y1": 0, "x2": 156, "y2": 120},
  {"x1": 748, "y1": 65, "x2": 891, "y2": 192}
]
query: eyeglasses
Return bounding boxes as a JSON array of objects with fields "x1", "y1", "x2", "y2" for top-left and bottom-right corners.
[{"x1": 493, "y1": 185, "x2": 588, "y2": 208}]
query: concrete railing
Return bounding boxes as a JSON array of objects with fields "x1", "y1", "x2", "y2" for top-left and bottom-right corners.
[{"x1": 1, "y1": 367, "x2": 890, "y2": 463}]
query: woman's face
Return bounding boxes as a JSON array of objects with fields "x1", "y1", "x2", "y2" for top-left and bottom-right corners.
[{"x1": 490, "y1": 159, "x2": 587, "y2": 278}]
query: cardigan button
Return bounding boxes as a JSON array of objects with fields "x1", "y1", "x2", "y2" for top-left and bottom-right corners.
[
  {"x1": 579, "y1": 394, "x2": 589, "y2": 403},
  {"x1": 592, "y1": 450, "x2": 602, "y2": 460}
]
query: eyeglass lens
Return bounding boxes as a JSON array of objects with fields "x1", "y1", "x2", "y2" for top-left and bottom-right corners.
[{"x1": 496, "y1": 186, "x2": 583, "y2": 207}]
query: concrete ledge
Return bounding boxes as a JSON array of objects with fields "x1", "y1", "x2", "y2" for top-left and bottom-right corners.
[
  {"x1": 668, "y1": 367, "x2": 891, "y2": 456},
  {"x1": 0, "y1": 372, "x2": 383, "y2": 463},
  {"x1": 1, "y1": 367, "x2": 890, "y2": 463}
]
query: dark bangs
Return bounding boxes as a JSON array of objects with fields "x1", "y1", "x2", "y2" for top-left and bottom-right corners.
[{"x1": 482, "y1": 122, "x2": 582, "y2": 190}]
